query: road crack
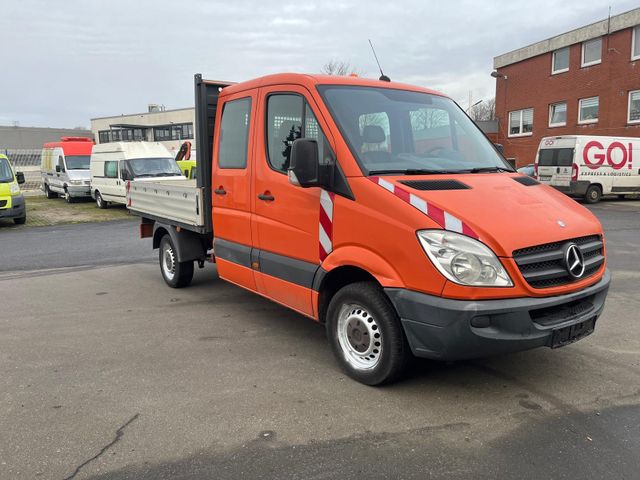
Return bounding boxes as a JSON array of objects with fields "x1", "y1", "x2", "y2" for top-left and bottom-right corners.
[{"x1": 63, "y1": 413, "x2": 139, "y2": 480}]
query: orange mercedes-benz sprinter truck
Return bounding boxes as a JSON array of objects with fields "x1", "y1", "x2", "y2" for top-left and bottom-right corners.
[{"x1": 129, "y1": 74, "x2": 610, "y2": 385}]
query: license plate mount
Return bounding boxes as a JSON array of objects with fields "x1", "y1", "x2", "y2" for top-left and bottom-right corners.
[{"x1": 551, "y1": 317, "x2": 596, "y2": 348}]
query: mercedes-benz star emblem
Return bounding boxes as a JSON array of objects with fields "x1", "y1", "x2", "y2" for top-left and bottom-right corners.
[{"x1": 564, "y1": 243, "x2": 585, "y2": 279}]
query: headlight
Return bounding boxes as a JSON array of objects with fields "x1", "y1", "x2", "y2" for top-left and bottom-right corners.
[
  {"x1": 417, "y1": 230, "x2": 512, "y2": 287},
  {"x1": 10, "y1": 184, "x2": 20, "y2": 195}
]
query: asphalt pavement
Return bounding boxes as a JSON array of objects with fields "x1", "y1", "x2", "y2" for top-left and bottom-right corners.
[{"x1": 0, "y1": 199, "x2": 639, "y2": 479}]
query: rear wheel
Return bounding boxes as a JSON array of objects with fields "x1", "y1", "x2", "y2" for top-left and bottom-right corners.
[
  {"x1": 584, "y1": 184, "x2": 602, "y2": 204},
  {"x1": 326, "y1": 281, "x2": 410, "y2": 385},
  {"x1": 44, "y1": 183, "x2": 56, "y2": 199},
  {"x1": 159, "y1": 235, "x2": 194, "y2": 288},
  {"x1": 95, "y1": 191, "x2": 108, "y2": 209}
]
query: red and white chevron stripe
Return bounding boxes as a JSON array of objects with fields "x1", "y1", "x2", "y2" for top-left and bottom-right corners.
[
  {"x1": 319, "y1": 189, "x2": 335, "y2": 261},
  {"x1": 368, "y1": 177, "x2": 479, "y2": 239}
]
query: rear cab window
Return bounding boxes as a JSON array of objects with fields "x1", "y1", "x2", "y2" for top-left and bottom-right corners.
[{"x1": 218, "y1": 97, "x2": 252, "y2": 169}]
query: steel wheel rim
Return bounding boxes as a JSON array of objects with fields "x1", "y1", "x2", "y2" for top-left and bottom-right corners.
[
  {"x1": 336, "y1": 303, "x2": 382, "y2": 370},
  {"x1": 162, "y1": 243, "x2": 176, "y2": 280},
  {"x1": 96, "y1": 194, "x2": 102, "y2": 207}
]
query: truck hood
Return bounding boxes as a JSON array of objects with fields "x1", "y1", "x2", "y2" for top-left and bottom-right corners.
[
  {"x1": 67, "y1": 170, "x2": 90, "y2": 181},
  {"x1": 384, "y1": 173, "x2": 603, "y2": 257}
]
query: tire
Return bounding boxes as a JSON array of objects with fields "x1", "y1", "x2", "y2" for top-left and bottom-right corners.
[
  {"x1": 95, "y1": 191, "x2": 108, "y2": 209},
  {"x1": 159, "y1": 234, "x2": 194, "y2": 288},
  {"x1": 44, "y1": 183, "x2": 56, "y2": 199},
  {"x1": 326, "y1": 281, "x2": 410, "y2": 385},
  {"x1": 14, "y1": 216, "x2": 26, "y2": 225},
  {"x1": 64, "y1": 191, "x2": 74, "y2": 203},
  {"x1": 584, "y1": 185, "x2": 602, "y2": 204}
]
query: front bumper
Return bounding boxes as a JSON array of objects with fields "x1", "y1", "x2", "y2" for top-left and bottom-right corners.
[
  {"x1": 385, "y1": 269, "x2": 611, "y2": 361},
  {"x1": 67, "y1": 184, "x2": 91, "y2": 197},
  {"x1": 0, "y1": 194, "x2": 26, "y2": 219},
  {"x1": 551, "y1": 180, "x2": 590, "y2": 197}
]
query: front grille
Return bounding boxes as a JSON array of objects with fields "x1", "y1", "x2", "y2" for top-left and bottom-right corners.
[
  {"x1": 513, "y1": 235, "x2": 604, "y2": 289},
  {"x1": 530, "y1": 296, "x2": 595, "y2": 326},
  {"x1": 0, "y1": 200, "x2": 7, "y2": 208}
]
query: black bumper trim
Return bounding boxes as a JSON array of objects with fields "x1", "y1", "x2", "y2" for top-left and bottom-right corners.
[{"x1": 385, "y1": 270, "x2": 610, "y2": 361}]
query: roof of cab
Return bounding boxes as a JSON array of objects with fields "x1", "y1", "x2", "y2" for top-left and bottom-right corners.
[
  {"x1": 43, "y1": 136, "x2": 94, "y2": 155},
  {"x1": 220, "y1": 73, "x2": 447, "y2": 98}
]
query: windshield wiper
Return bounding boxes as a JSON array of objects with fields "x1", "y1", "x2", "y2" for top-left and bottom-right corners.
[
  {"x1": 465, "y1": 166, "x2": 514, "y2": 173},
  {"x1": 368, "y1": 169, "x2": 458, "y2": 175}
]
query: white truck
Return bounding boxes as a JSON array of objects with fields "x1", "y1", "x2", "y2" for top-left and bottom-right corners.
[{"x1": 535, "y1": 135, "x2": 640, "y2": 203}]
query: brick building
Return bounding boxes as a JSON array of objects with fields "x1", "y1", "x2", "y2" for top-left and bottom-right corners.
[{"x1": 493, "y1": 8, "x2": 640, "y2": 167}]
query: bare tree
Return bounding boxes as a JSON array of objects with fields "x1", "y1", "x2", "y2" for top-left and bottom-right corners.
[
  {"x1": 467, "y1": 97, "x2": 496, "y2": 121},
  {"x1": 321, "y1": 60, "x2": 358, "y2": 76}
]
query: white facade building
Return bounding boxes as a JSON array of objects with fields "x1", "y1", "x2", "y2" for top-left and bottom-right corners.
[{"x1": 91, "y1": 106, "x2": 196, "y2": 158}]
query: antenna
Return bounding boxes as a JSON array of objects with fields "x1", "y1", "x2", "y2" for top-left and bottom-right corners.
[{"x1": 368, "y1": 39, "x2": 390, "y2": 82}]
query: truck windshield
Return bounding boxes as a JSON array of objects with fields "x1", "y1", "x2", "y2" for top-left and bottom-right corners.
[
  {"x1": 318, "y1": 85, "x2": 512, "y2": 175},
  {"x1": 538, "y1": 148, "x2": 574, "y2": 166},
  {"x1": 65, "y1": 155, "x2": 91, "y2": 170},
  {"x1": 124, "y1": 158, "x2": 182, "y2": 178},
  {"x1": 0, "y1": 158, "x2": 13, "y2": 183}
]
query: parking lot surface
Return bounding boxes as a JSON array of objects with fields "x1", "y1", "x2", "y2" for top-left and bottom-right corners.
[{"x1": 1, "y1": 199, "x2": 639, "y2": 479}]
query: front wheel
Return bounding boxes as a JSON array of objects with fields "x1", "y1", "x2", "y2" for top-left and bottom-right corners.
[
  {"x1": 159, "y1": 235, "x2": 194, "y2": 288},
  {"x1": 44, "y1": 183, "x2": 56, "y2": 199},
  {"x1": 14, "y1": 215, "x2": 26, "y2": 225},
  {"x1": 584, "y1": 185, "x2": 602, "y2": 204},
  {"x1": 326, "y1": 281, "x2": 410, "y2": 385},
  {"x1": 95, "y1": 191, "x2": 108, "y2": 209},
  {"x1": 64, "y1": 191, "x2": 74, "y2": 203}
]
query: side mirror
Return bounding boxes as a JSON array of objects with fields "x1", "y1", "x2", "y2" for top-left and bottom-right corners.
[
  {"x1": 55, "y1": 165, "x2": 61, "y2": 173},
  {"x1": 121, "y1": 170, "x2": 132, "y2": 181},
  {"x1": 494, "y1": 143, "x2": 504, "y2": 155},
  {"x1": 288, "y1": 138, "x2": 320, "y2": 188},
  {"x1": 16, "y1": 172, "x2": 25, "y2": 184}
]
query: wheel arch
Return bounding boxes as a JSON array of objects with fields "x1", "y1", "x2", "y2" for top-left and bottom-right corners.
[{"x1": 152, "y1": 223, "x2": 207, "y2": 263}]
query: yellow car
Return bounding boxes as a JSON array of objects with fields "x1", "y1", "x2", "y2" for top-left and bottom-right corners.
[
  {"x1": 0, "y1": 153, "x2": 26, "y2": 224},
  {"x1": 176, "y1": 159, "x2": 196, "y2": 179}
]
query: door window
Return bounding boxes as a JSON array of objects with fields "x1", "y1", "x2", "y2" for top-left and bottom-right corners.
[
  {"x1": 267, "y1": 94, "x2": 332, "y2": 172},
  {"x1": 218, "y1": 97, "x2": 252, "y2": 169}
]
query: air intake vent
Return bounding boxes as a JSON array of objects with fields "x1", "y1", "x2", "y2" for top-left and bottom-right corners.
[
  {"x1": 513, "y1": 176, "x2": 540, "y2": 186},
  {"x1": 399, "y1": 179, "x2": 470, "y2": 191}
]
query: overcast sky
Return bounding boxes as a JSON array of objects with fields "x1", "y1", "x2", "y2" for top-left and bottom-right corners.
[{"x1": 1, "y1": 1, "x2": 637, "y2": 128}]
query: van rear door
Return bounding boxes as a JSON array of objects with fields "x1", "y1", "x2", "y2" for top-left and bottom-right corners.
[{"x1": 537, "y1": 140, "x2": 575, "y2": 187}]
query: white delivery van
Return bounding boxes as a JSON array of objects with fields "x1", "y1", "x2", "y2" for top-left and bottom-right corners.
[
  {"x1": 90, "y1": 142, "x2": 184, "y2": 208},
  {"x1": 535, "y1": 135, "x2": 640, "y2": 203},
  {"x1": 41, "y1": 137, "x2": 94, "y2": 202}
]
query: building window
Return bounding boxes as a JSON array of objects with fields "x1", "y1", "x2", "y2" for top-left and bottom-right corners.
[
  {"x1": 552, "y1": 47, "x2": 569, "y2": 74},
  {"x1": 549, "y1": 102, "x2": 567, "y2": 127},
  {"x1": 508, "y1": 108, "x2": 533, "y2": 137},
  {"x1": 628, "y1": 90, "x2": 640, "y2": 123},
  {"x1": 578, "y1": 97, "x2": 599, "y2": 124},
  {"x1": 98, "y1": 131, "x2": 111, "y2": 143},
  {"x1": 153, "y1": 123, "x2": 193, "y2": 142},
  {"x1": 581, "y1": 38, "x2": 602, "y2": 67},
  {"x1": 218, "y1": 97, "x2": 251, "y2": 169},
  {"x1": 633, "y1": 25, "x2": 640, "y2": 61}
]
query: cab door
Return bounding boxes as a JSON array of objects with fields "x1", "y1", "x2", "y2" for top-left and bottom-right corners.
[
  {"x1": 212, "y1": 91, "x2": 258, "y2": 292},
  {"x1": 252, "y1": 86, "x2": 335, "y2": 317}
]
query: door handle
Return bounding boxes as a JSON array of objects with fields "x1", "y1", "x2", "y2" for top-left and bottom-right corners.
[
  {"x1": 214, "y1": 187, "x2": 227, "y2": 195},
  {"x1": 258, "y1": 192, "x2": 275, "y2": 201}
]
